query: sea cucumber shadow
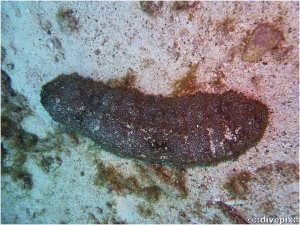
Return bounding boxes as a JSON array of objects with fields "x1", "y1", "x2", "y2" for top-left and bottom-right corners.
[{"x1": 41, "y1": 73, "x2": 268, "y2": 167}]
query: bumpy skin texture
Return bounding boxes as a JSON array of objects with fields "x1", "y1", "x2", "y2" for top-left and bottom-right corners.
[{"x1": 41, "y1": 73, "x2": 268, "y2": 167}]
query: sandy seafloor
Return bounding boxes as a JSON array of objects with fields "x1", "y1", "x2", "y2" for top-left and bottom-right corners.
[{"x1": 1, "y1": 1, "x2": 299, "y2": 224}]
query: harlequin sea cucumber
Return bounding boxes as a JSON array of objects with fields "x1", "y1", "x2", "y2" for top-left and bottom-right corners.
[{"x1": 40, "y1": 73, "x2": 268, "y2": 167}]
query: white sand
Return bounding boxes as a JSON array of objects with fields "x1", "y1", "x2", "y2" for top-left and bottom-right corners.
[{"x1": 1, "y1": 1, "x2": 299, "y2": 223}]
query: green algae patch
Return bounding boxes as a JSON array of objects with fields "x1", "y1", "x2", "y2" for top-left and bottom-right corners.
[
  {"x1": 1, "y1": 70, "x2": 36, "y2": 190},
  {"x1": 11, "y1": 168, "x2": 33, "y2": 190},
  {"x1": 137, "y1": 203, "x2": 153, "y2": 219},
  {"x1": 216, "y1": 17, "x2": 236, "y2": 35},
  {"x1": 139, "y1": 185, "x2": 162, "y2": 202},
  {"x1": 41, "y1": 73, "x2": 269, "y2": 167},
  {"x1": 243, "y1": 23, "x2": 284, "y2": 62},
  {"x1": 93, "y1": 159, "x2": 189, "y2": 200},
  {"x1": 172, "y1": 1, "x2": 199, "y2": 11},
  {"x1": 93, "y1": 160, "x2": 164, "y2": 202},
  {"x1": 56, "y1": 7, "x2": 80, "y2": 32},
  {"x1": 107, "y1": 68, "x2": 138, "y2": 89},
  {"x1": 144, "y1": 164, "x2": 188, "y2": 198},
  {"x1": 172, "y1": 63, "x2": 199, "y2": 96},
  {"x1": 40, "y1": 155, "x2": 61, "y2": 173},
  {"x1": 3, "y1": 150, "x2": 34, "y2": 190},
  {"x1": 211, "y1": 69, "x2": 226, "y2": 90},
  {"x1": 139, "y1": 1, "x2": 163, "y2": 17},
  {"x1": 255, "y1": 162, "x2": 299, "y2": 185},
  {"x1": 1, "y1": 116, "x2": 38, "y2": 150},
  {"x1": 1, "y1": 70, "x2": 64, "y2": 191},
  {"x1": 224, "y1": 171, "x2": 253, "y2": 199},
  {"x1": 259, "y1": 200, "x2": 276, "y2": 215},
  {"x1": 94, "y1": 161, "x2": 140, "y2": 194}
]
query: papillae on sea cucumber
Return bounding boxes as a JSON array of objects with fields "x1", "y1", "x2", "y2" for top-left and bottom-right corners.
[{"x1": 40, "y1": 73, "x2": 268, "y2": 167}]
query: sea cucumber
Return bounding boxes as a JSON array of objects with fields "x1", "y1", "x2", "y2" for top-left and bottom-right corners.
[{"x1": 40, "y1": 73, "x2": 268, "y2": 167}]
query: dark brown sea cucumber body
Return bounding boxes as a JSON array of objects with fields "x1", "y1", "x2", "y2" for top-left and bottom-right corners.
[{"x1": 41, "y1": 73, "x2": 268, "y2": 167}]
